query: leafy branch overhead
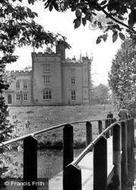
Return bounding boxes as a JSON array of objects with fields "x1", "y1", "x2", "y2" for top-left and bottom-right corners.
[
  {"x1": 40, "y1": 0, "x2": 136, "y2": 43},
  {"x1": 0, "y1": 0, "x2": 70, "y2": 65}
]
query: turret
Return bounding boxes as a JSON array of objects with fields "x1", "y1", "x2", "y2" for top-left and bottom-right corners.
[{"x1": 56, "y1": 41, "x2": 66, "y2": 60}]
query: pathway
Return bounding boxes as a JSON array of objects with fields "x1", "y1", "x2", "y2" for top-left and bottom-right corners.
[{"x1": 49, "y1": 137, "x2": 113, "y2": 190}]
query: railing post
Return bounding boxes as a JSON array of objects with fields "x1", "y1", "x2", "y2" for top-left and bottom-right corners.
[
  {"x1": 127, "y1": 120, "x2": 131, "y2": 170},
  {"x1": 98, "y1": 120, "x2": 102, "y2": 134},
  {"x1": 93, "y1": 136, "x2": 107, "y2": 190},
  {"x1": 63, "y1": 124, "x2": 74, "y2": 170},
  {"x1": 127, "y1": 119, "x2": 135, "y2": 188},
  {"x1": 110, "y1": 118, "x2": 116, "y2": 136},
  {"x1": 63, "y1": 164, "x2": 82, "y2": 190},
  {"x1": 105, "y1": 119, "x2": 110, "y2": 138},
  {"x1": 121, "y1": 121, "x2": 128, "y2": 190},
  {"x1": 113, "y1": 123, "x2": 121, "y2": 190},
  {"x1": 86, "y1": 121, "x2": 92, "y2": 146},
  {"x1": 63, "y1": 124, "x2": 74, "y2": 190},
  {"x1": 23, "y1": 136, "x2": 37, "y2": 190},
  {"x1": 134, "y1": 119, "x2": 136, "y2": 147},
  {"x1": 129, "y1": 119, "x2": 134, "y2": 160}
]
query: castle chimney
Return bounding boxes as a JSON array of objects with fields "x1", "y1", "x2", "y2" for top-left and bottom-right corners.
[{"x1": 56, "y1": 41, "x2": 66, "y2": 60}]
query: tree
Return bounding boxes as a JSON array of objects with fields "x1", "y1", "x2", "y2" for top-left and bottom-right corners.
[
  {"x1": 0, "y1": 0, "x2": 70, "y2": 180},
  {"x1": 41, "y1": 0, "x2": 136, "y2": 43},
  {"x1": 91, "y1": 84, "x2": 110, "y2": 104},
  {"x1": 0, "y1": 1, "x2": 69, "y2": 134},
  {"x1": 109, "y1": 38, "x2": 136, "y2": 116},
  {"x1": 0, "y1": 0, "x2": 70, "y2": 140}
]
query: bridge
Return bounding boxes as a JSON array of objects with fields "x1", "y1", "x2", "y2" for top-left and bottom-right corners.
[{"x1": 0, "y1": 118, "x2": 135, "y2": 190}]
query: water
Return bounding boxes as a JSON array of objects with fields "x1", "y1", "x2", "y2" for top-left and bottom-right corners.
[
  {"x1": 38, "y1": 149, "x2": 83, "y2": 179},
  {"x1": 38, "y1": 149, "x2": 63, "y2": 179},
  {"x1": 4, "y1": 148, "x2": 83, "y2": 179},
  {"x1": 2, "y1": 149, "x2": 83, "y2": 189}
]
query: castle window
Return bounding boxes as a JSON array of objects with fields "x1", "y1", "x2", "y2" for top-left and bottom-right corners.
[
  {"x1": 16, "y1": 93, "x2": 20, "y2": 100},
  {"x1": 71, "y1": 77, "x2": 76, "y2": 85},
  {"x1": 23, "y1": 93, "x2": 28, "y2": 100},
  {"x1": 71, "y1": 90, "x2": 76, "y2": 101},
  {"x1": 16, "y1": 80, "x2": 20, "y2": 89},
  {"x1": 43, "y1": 75, "x2": 51, "y2": 84},
  {"x1": 8, "y1": 94, "x2": 12, "y2": 104},
  {"x1": 43, "y1": 64, "x2": 50, "y2": 72},
  {"x1": 43, "y1": 89, "x2": 52, "y2": 100},
  {"x1": 23, "y1": 80, "x2": 27, "y2": 89}
]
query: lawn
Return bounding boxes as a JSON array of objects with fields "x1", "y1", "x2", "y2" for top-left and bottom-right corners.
[{"x1": 7, "y1": 104, "x2": 117, "y2": 147}]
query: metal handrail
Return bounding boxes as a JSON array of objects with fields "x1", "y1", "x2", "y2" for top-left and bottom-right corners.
[
  {"x1": 71, "y1": 120, "x2": 120, "y2": 166},
  {"x1": 0, "y1": 118, "x2": 116, "y2": 148},
  {"x1": 70, "y1": 118, "x2": 133, "y2": 166}
]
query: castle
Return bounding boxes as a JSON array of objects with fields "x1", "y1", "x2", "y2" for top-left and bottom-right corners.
[{"x1": 4, "y1": 42, "x2": 92, "y2": 106}]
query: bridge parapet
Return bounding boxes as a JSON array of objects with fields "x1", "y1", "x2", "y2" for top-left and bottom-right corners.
[{"x1": 0, "y1": 118, "x2": 134, "y2": 190}]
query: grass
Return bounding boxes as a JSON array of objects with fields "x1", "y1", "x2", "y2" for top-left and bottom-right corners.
[{"x1": 8, "y1": 104, "x2": 117, "y2": 149}]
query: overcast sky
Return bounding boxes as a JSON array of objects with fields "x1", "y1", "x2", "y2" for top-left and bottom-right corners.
[{"x1": 6, "y1": 1, "x2": 122, "y2": 86}]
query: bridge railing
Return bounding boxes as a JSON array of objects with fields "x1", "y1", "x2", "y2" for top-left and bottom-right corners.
[
  {"x1": 0, "y1": 118, "x2": 115, "y2": 190},
  {"x1": 0, "y1": 118, "x2": 134, "y2": 190},
  {"x1": 64, "y1": 118, "x2": 135, "y2": 190}
]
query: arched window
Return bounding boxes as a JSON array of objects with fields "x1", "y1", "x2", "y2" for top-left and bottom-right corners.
[
  {"x1": 16, "y1": 93, "x2": 20, "y2": 100},
  {"x1": 24, "y1": 93, "x2": 28, "y2": 100},
  {"x1": 71, "y1": 90, "x2": 76, "y2": 101},
  {"x1": 23, "y1": 80, "x2": 28, "y2": 89},
  {"x1": 43, "y1": 89, "x2": 52, "y2": 100},
  {"x1": 16, "y1": 80, "x2": 20, "y2": 89},
  {"x1": 71, "y1": 77, "x2": 76, "y2": 85},
  {"x1": 8, "y1": 94, "x2": 12, "y2": 104}
]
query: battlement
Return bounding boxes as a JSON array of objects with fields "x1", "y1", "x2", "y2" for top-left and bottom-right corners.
[
  {"x1": 10, "y1": 70, "x2": 32, "y2": 76},
  {"x1": 64, "y1": 56, "x2": 92, "y2": 65},
  {"x1": 31, "y1": 52, "x2": 59, "y2": 57}
]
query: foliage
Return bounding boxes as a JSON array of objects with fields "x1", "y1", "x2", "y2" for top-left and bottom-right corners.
[
  {"x1": 37, "y1": 0, "x2": 136, "y2": 43},
  {"x1": 91, "y1": 84, "x2": 110, "y2": 104},
  {"x1": 109, "y1": 38, "x2": 136, "y2": 116},
  {"x1": 0, "y1": 0, "x2": 70, "y2": 181},
  {"x1": 0, "y1": 0, "x2": 70, "y2": 141}
]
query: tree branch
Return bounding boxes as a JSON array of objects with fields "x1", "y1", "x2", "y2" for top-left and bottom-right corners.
[{"x1": 87, "y1": 0, "x2": 136, "y2": 34}]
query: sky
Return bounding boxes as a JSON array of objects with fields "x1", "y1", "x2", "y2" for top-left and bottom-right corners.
[{"x1": 6, "y1": 1, "x2": 122, "y2": 86}]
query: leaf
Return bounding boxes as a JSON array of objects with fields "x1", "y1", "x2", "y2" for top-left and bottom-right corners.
[
  {"x1": 28, "y1": 0, "x2": 35, "y2": 4},
  {"x1": 100, "y1": 0, "x2": 107, "y2": 5},
  {"x1": 118, "y1": 15, "x2": 124, "y2": 21},
  {"x1": 128, "y1": 10, "x2": 136, "y2": 27},
  {"x1": 102, "y1": 33, "x2": 108, "y2": 42},
  {"x1": 107, "y1": 21, "x2": 113, "y2": 25},
  {"x1": 112, "y1": 31, "x2": 118, "y2": 43},
  {"x1": 107, "y1": 2, "x2": 120, "y2": 12},
  {"x1": 44, "y1": 2, "x2": 49, "y2": 8},
  {"x1": 71, "y1": 5, "x2": 76, "y2": 12},
  {"x1": 82, "y1": 17, "x2": 86, "y2": 26},
  {"x1": 75, "y1": 9, "x2": 82, "y2": 18},
  {"x1": 96, "y1": 36, "x2": 101, "y2": 44},
  {"x1": 119, "y1": 32, "x2": 125, "y2": 41},
  {"x1": 73, "y1": 18, "x2": 81, "y2": 29},
  {"x1": 53, "y1": 2, "x2": 59, "y2": 11},
  {"x1": 98, "y1": 21, "x2": 102, "y2": 29},
  {"x1": 49, "y1": 3, "x2": 53, "y2": 11}
]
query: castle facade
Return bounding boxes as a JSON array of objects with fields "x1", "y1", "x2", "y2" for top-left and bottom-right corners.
[{"x1": 5, "y1": 43, "x2": 91, "y2": 106}]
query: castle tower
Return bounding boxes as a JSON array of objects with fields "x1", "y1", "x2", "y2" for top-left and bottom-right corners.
[
  {"x1": 56, "y1": 41, "x2": 66, "y2": 60},
  {"x1": 31, "y1": 51, "x2": 63, "y2": 105}
]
